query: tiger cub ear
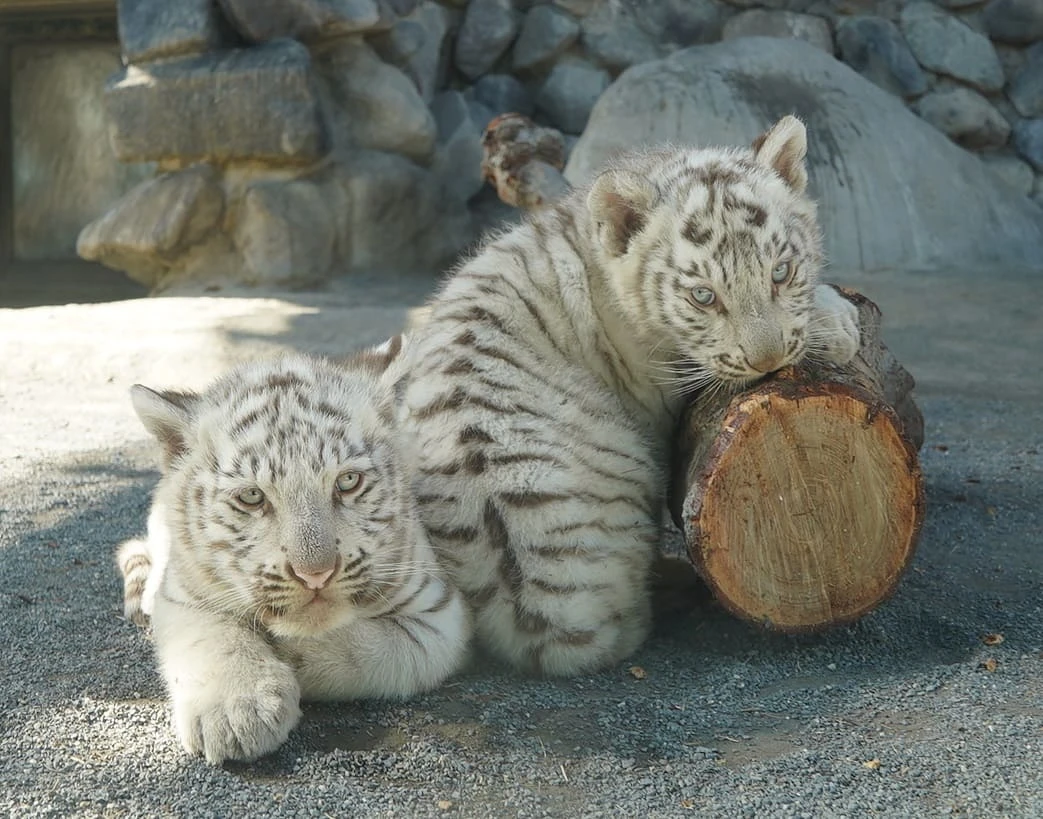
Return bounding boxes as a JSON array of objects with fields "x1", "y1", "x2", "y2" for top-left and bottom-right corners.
[
  {"x1": 587, "y1": 169, "x2": 660, "y2": 257},
  {"x1": 752, "y1": 115, "x2": 808, "y2": 194},
  {"x1": 353, "y1": 333, "x2": 408, "y2": 376},
  {"x1": 130, "y1": 385, "x2": 199, "y2": 467}
]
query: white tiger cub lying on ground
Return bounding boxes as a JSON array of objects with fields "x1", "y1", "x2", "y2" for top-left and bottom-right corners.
[
  {"x1": 117, "y1": 339, "x2": 470, "y2": 764},
  {"x1": 401, "y1": 116, "x2": 861, "y2": 677}
]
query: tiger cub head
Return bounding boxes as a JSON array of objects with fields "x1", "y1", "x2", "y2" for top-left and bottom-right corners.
[
  {"x1": 587, "y1": 116, "x2": 826, "y2": 389},
  {"x1": 131, "y1": 337, "x2": 416, "y2": 639}
]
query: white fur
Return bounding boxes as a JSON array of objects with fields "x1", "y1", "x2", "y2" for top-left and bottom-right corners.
[
  {"x1": 401, "y1": 118, "x2": 860, "y2": 676},
  {"x1": 119, "y1": 348, "x2": 471, "y2": 764}
]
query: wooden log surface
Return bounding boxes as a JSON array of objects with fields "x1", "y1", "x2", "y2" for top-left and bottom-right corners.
[
  {"x1": 667, "y1": 289, "x2": 925, "y2": 632},
  {"x1": 480, "y1": 115, "x2": 926, "y2": 632},
  {"x1": 480, "y1": 113, "x2": 569, "y2": 209}
]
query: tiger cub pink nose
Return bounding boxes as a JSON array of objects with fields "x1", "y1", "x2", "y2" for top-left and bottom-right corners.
[
  {"x1": 288, "y1": 561, "x2": 338, "y2": 590},
  {"x1": 747, "y1": 351, "x2": 784, "y2": 374}
]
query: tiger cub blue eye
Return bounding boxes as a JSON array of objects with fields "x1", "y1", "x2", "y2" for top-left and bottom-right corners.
[
  {"x1": 336, "y1": 472, "x2": 363, "y2": 494},
  {"x1": 236, "y1": 487, "x2": 265, "y2": 506},
  {"x1": 691, "y1": 286, "x2": 716, "y2": 306},
  {"x1": 772, "y1": 261, "x2": 792, "y2": 284}
]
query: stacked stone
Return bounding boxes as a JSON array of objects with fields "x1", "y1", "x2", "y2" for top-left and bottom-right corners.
[
  {"x1": 834, "y1": 0, "x2": 1043, "y2": 204},
  {"x1": 79, "y1": 0, "x2": 479, "y2": 288},
  {"x1": 82, "y1": 0, "x2": 1042, "y2": 289},
  {"x1": 441, "y1": 0, "x2": 1043, "y2": 205}
]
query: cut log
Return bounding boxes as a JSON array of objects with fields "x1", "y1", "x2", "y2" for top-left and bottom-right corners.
[
  {"x1": 480, "y1": 113, "x2": 569, "y2": 209},
  {"x1": 668, "y1": 289, "x2": 925, "y2": 632}
]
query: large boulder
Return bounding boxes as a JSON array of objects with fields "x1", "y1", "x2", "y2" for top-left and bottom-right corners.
[
  {"x1": 566, "y1": 37, "x2": 1043, "y2": 272},
  {"x1": 77, "y1": 165, "x2": 225, "y2": 287}
]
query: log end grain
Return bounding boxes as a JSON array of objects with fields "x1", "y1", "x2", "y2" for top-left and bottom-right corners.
[{"x1": 684, "y1": 386, "x2": 924, "y2": 632}]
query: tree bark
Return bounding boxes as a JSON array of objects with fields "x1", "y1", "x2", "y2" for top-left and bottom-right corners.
[{"x1": 667, "y1": 288, "x2": 924, "y2": 632}]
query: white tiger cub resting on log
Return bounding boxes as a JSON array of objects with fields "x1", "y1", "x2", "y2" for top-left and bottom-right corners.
[
  {"x1": 401, "y1": 116, "x2": 861, "y2": 677},
  {"x1": 116, "y1": 340, "x2": 470, "y2": 764}
]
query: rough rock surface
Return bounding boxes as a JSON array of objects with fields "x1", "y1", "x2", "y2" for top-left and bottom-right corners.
[
  {"x1": 899, "y1": 3, "x2": 1005, "y2": 93},
  {"x1": 580, "y1": 0, "x2": 663, "y2": 70},
  {"x1": 334, "y1": 150, "x2": 473, "y2": 272},
  {"x1": 982, "y1": 0, "x2": 1043, "y2": 44},
  {"x1": 1013, "y1": 118, "x2": 1043, "y2": 171},
  {"x1": 536, "y1": 58, "x2": 611, "y2": 135},
  {"x1": 642, "y1": 0, "x2": 724, "y2": 46},
  {"x1": 982, "y1": 154, "x2": 1036, "y2": 196},
  {"x1": 1008, "y1": 44, "x2": 1043, "y2": 119},
  {"x1": 470, "y1": 73, "x2": 535, "y2": 118},
  {"x1": 234, "y1": 178, "x2": 337, "y2": 285},
  {"x1": 914, "y1": 87, "x2": 1011, "y2": 150},
  {"x1": 835, "y1": 16, "x2": 928, "y2": 99},
  {"x1": 512, "y1": 4, "x2": 580, "y2": 72},
  {"x1": 566, "y1": 37, "x2": 1043, "y2": 271},
  {"x1": 315, "y1": 38, "x2": 437, "y2": 163},
  {"x1": 104, "y1": 40, "x2": 326, "y2": 164},
  {"x1": 430, "y1": 90, "x2": 486, "y2": 202},
  {"x1": 401, "y1": 2, "x2": 453, "y2": 102},
  {"x1": 722, "y1": 10, "x2": 834, "y2": 53},
  {"x1": 455, "y1": 0, "x2": 519, "y2": 80},
  {"x1": 117, "y1": 0, "x2": 228, "y2": 64},
  {"x1": 77, "y1": 165, "x2": 224, "y2": 287},
  {"x1": 217, "y1": 0, "x2": 390, "y2": 43}
]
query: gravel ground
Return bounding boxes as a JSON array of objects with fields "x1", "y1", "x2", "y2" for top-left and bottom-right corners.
[{"x1": 1, "y1": 267, "x2": 1040, "y2": 818}]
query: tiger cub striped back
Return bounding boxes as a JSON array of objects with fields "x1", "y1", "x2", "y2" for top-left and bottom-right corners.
[
  {"x1": 402, "y1": 117, "x2": 861, "y2": 676},
  {"x1": 117, "y1": 340, "x2": 470, "y2": 764}
]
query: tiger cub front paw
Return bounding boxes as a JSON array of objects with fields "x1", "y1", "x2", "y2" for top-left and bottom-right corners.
[
  {"x1": 171, "y1": 661, "x2": 302, "y2": 765},
  {"x1": 811, "y1": 285, "x2": 861, "y2": 366}
]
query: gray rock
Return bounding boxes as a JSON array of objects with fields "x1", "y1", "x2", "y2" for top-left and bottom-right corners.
[
  {"x1": 315, "y1": 39, "x2": 437, "y2": 164},
  {"x1": 900, "y1": 3, "x2": 1004, "y2": 93},
  {"x1": 431, "y1": 90, "x2": 476, "y2": 141},
  {"x1": 104, "y1": 40, "x2": 326, "y2": 164},
  {"x1": 369, "y1": 20, "x2": 428, "y2": 68},
  {"x1": 402, "y1": 2, "x2": 453, "y2": 102},
  {"x1": 471, "y1": 74, "x2": 535, "y2": 117},
  {"x1": 117, "y1": 0, "x2": 227, "y2": 64},
  {"x1": 466, "y1": 99, "x2": 498, "y2": 134},
  {"x1": 915, "y1": 87, "x2": 1011, "y2": 150},
  {"x1": 566, "y1": 37, "x2": 1043, "y2": 271},
  {"x1": 722, "y1": 10, "x2": 834, "y2": 53},
  {"x1": 217, "y1": 0, "x2": 390, "y2": 43},
  {"x1": 234, "y1": 179, "x2": 336, "y2": 285},
  {"x1": 333, "y1": 150, "x2": 473, "y2": 272},
  {"x1": 552, "y1": 0, "x2": 596, "y2": 16},
  {"x1": 722, "y1": 0, "x2": 817, "y2": 9},
  {"x1": 935, "y1": 0, "x2": 983, "y2": 7},
  {"x1": 1013, "y1": 118, "x2": 1043, "y2": 171},
  {"x1": 982, "y1": 0, "x2": 1043, "y2": 44},
  {"x1": 536, "y1": 58, "x2": 611, "y2": 134},
  {"x1": 1008, "y1": 45, "x2": 1043, "y2": 119},
  {"x1": 387, "y1": 0, "x2": 419, "y2": 14},
  {"x1": 642, "y1": 0, "x2": 724, "y2": 47},
  {"x1": 430, "y1": 91, "x2": 486, "y2": 202},
  {"x1": 513, "y1": 5, "x2": 580, "y2": 72},
  {"x1": 996, "y1": 43, "x2": 1028, "y2": 85},
  {"x1": 835, "y1": 16, "x2": 928, "y2": 99},
  {"x1": 77, "y1": 165, "x2": 224, "y2": 287},
  {"x1": 981, "y1": 153, "x2": 1036, "y2": 195},
  {"x1": 455, "y1": 0, "x2": 520, "y2": 80},
  {"x1": 580, "y1": 0, "x2": 663, "y2": 70}
]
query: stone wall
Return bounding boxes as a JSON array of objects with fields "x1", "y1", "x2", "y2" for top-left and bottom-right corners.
[{"x1": 80, "y1": 0, "x2": 1043, "y2": 288}]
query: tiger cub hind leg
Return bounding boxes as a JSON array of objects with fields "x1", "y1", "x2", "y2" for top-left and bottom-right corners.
[
  {"x1": 467, "y1": 499, "x2": 659, "y2": 677},
  {"x1": 415, "y1": 412, "x2": 663, "y2": 677}
]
